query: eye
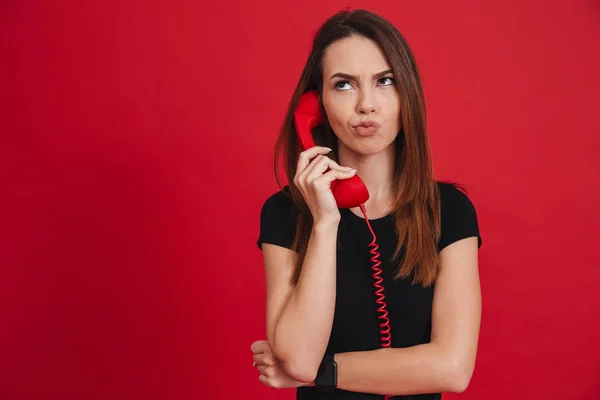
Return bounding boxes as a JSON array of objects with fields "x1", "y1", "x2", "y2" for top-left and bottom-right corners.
[
  {"x1": 378, "y1": 77, "x2": 395, "y2": 86},
  {"x1": 334, "y1": 80, "x2": 353, "y2": 91}
]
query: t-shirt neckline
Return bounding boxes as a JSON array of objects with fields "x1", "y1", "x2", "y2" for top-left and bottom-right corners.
[{"x1": 341, "y1": 207, "x2": 394, "y2": 223}]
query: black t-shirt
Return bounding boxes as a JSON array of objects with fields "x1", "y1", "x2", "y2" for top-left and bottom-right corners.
[{"x1": 257, "y1": 182, "x2": 482, "y2": 400}]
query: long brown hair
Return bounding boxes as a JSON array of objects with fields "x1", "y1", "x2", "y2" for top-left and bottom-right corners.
[{"x1": 273, "y1": 9, "x2": 441, "y2": 287}]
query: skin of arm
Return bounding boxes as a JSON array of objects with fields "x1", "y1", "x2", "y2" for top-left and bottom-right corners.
[{"x1": 262, "y1": 219, "x2": 340, "y2": 383}]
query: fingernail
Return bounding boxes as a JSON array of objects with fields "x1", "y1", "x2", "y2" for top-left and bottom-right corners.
[
  {"x1": 253, "y1": 361, "x2": 256, "y2": 366},
  {"x1": 346, "y1": 167, "x2": 355, "y2": 171},
  {"x1": 324, "y1": 147, "x2": 332, "y2": 152}
]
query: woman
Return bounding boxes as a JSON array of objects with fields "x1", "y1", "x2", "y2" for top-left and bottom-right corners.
[{"x1": 252, "y1": 8, "x2": 482, "y2": 400}]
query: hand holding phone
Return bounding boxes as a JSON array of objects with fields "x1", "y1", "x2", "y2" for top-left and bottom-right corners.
[
  {"x1": 293, "y1": 145, "x2": 357, "y2": 224},
  {"x1": 293, "y1": 90, "x2": 370, "y2": 210}
]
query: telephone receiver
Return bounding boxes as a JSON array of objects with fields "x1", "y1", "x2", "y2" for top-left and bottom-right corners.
[{"x1": 294, "y1": 90, "x2": 370, "y2": 209}]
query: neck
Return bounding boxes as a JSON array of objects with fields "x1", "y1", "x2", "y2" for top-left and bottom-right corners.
[{"x1": 337, "y1": 142, "x2": 396, "y2": 219}]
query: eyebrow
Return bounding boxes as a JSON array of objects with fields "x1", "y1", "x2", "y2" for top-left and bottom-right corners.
[{"x1": 329, "y1": 69, "x2": 393, "y2": 81}]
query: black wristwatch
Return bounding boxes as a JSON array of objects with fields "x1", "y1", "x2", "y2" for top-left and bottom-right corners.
[{"x1": 314, "y1": 353, "x2": 337, "y2": 389}]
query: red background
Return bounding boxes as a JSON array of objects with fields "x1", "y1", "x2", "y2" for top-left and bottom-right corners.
[{"x1": 1, "y1": 1, "x2": 599, "y2": 399}]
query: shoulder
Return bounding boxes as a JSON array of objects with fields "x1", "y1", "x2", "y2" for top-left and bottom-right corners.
[
  {"x1": 437, "y1": 181, "x2": 475, "y2": 210},
  {"x1": 260, "y1": 185, "x2": 295, "y2": 220},
  {"x1": 436, "y1": 181, "x2": 482, "y2": 251},
  {"x1": 257, "y1": 186, "x2": 297, "y2": 250}
]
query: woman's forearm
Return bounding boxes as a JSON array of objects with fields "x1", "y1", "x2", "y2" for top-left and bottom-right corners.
[
  {"x1": 272, "y1": 220, "x2": 338, "y2": 383},
  {"x1": 334, "y1": 344, "x2": 471, "y2": 395}
]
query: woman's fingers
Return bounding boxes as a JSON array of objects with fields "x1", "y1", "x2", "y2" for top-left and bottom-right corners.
[
  {"x1": 294, "y1": 147, "x2": 356, "y2": 191},
  {"x1": 256, "y1": 364, "x2": 274, "y2": 376},
  {"x1": 298, "y1": 154, "x2": 351, "y2": 185},
  {"x1": 317, "y1": 167, "x2": 357, "y2": 184},
  {"x1": 250, "y1": 340, "x2": 269, "y2": 354},
  {"x1": 296, "y1": 146, "x2": 332, "y2": 177},
  {"x1": 253, "y1": 352, "x2": 277, "y2": 366},
  {"x1": 303, "y1": 156, "x2": 354, "y2": 183}
]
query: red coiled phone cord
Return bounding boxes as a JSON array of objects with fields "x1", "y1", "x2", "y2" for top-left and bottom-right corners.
[{"x1": 359, "y1": 204, "x2": 393, "y2": 400}]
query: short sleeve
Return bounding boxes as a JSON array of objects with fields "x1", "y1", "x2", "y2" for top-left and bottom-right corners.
[
  {"x1": 257, "y1": 186, "x2": 297, "y2": 251},
  {"x1": 437, "y1": 182, "x2": 482, "y2": 252}
]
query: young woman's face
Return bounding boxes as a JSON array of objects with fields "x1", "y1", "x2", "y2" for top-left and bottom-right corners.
[{"x1": 321, "y1": 35, "x2": 401, "y2": 156}]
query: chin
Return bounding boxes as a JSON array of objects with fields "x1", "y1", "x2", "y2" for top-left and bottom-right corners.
[
  {"x1": 347, "y1": 142, "x2": 388, "y2": 156},
  {"x1": 347, "y1": 136, "x2": 395, "y2": 156}
]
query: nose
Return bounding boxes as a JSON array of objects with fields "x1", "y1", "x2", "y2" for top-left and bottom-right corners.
[{"x1": 356, "y1": 88, "x2": 377, "y2": 115}]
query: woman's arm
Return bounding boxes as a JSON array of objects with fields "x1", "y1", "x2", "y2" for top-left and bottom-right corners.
[
  {"x1": 262, "y1": 219, "x2": 339, "y2": 384},
  {"x1": 262, "y1": 145, "x2": 358, "y2": 383},
  {"x1": 332, "y1": 236, "x2": 481, "y2": 395}
]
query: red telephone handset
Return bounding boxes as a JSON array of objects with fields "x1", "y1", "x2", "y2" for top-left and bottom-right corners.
[
  {"x1": 294, "y1": 91, "x2": 394, "y2": 400},
  {"x1": 293, "y1": 90, "x2": 370, "y2": 209}
]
